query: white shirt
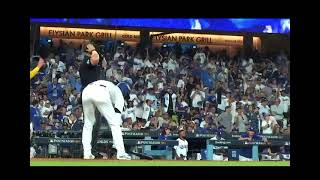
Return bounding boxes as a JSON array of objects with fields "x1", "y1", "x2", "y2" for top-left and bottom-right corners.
[
  {"x1": 261, "y1": 116, "x2": 277, "y2": 134},
  {"x1": 255, "y1": 84, "x2": 265, "y2": 92},
  {"x1": 217, "y1": 95, "x2": 228, "y2": 111},
  {"x1": 190, "y1": 90, "x2": 205, "y2": 108},
  {"x1": 129, "y1": 93, "x2": 139, "y2": 106},
  {"x1": 167, "y1": 59, "x2": 177, "y2": 72},
  {"x1": 144, "y1": 59, "x2": 154, "y2": 68},
  {"x1": 136, "y1": 103, "x2": 151, "y2": 120},
  {"x1": 40, "y1": 106, "x2": 52, "y2": 117},
  {"x1": 231, "y1": 101, "x2": 237, "y2": 124},
  {"x1": 123, "y1": 107, "x2": 136, "y2": 123},
  {"x1": 279, "y1": 95, "x2": 290, "y2": 113},
  {"x1": 133, "y1": 58, "x2": 144, "y2": 71},
  {"x1": 174, "y1": 138, "x2": 188, "y2": 160},
  {"x1": 177, "y1": 79, "x2": 185, "y2": 89},
  {"x1": 270, "y1": 104, "x2": 284, "y2": 120},
  {"x1": 114, "y1": 52, "x2": 124, "y2": 61},
  {"x1": 57, "y1": 61, "x2": 66, "y2": 73},
  {"x1": 200, "y1": 121, "x2": 207, "y2": 128},
  {"x1": 259, "y1": 105, "x2": 270, "y2": 115},
  {"x1": 240, "y1": 100, "x2": 252, "y2": 106}
]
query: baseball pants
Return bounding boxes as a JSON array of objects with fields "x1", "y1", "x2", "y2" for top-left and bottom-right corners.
[{"x1": 82, "y1": 83, "x2": 125, "y2": 157}]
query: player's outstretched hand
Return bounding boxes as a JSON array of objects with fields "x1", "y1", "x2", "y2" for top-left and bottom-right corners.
[{"x1": 37, "y1": 57, "x2": 45, "y2": 68}]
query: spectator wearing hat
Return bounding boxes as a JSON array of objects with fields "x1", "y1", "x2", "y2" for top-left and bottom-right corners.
[
  {"x1": 261, "y1": 112, "x2": 278, "y2": 134},
  {"x1": 217, "y1": 106, "x2": 233, "y2": 133},
  {"x1": 238, "y1": 127, "x2": 267, "y2": 161}
]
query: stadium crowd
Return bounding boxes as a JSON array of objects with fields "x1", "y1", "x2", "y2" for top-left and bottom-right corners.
[{"x1": 30, "y1": 40, "x2": 290, "y2": 138}]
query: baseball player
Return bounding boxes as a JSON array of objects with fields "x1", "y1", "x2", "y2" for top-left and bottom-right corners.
[
  {"x1": 81, "y1": 79, "x2": 132, "y2": 160},
  {"x1": 173, "y1": 129, "x2": 188, "y2": 160}
]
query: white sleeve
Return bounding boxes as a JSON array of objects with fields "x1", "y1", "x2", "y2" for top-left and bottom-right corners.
[
  {"x1": 190, "y1": 91, "x2": 195, "y2": 98},
  {"x1": 142, "y1": 105, "x2": 150, "y2": 120}
]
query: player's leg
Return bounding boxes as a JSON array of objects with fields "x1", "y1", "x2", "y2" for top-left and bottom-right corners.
[
  {"x1": 91, "y1": 109, "x2": 102, "y2": 157},
  {"x1": 95, "y1": 101, "x2": 130, "y2": 160},
  {"x1": 82, "y1": 88, "x2": 97, "y2": 159}
]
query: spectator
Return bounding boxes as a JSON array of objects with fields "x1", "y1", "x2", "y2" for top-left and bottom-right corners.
[
  {"x1": 114, "y1": 46, "x2": 125, "y2": 61},
  {"x1": 163, "y1": 88, "x2": 177, "y2": 116},
  {"x1": 175, "y1": 96, "x2": 189, "y2": 120},
  {"x1": 245, "y1": 104, "x2": 260, "y2": 132},
  {"x1": 261, "y1": 112, "x2": 278, "y2": 134},
  {"x1": 136, "y1": 99, "x2": 153, "y2": 123},
  {"x1": 270, "y1": 98, "x2": 285, "y2": 128},
  {"x1": 30, "y1": 99, "x2": 42, "y2": 131},
  {"x1": 255, "y1": 78, "x2": 265, "y2": 93},
  {"x1": 40, "y1": 102, "x2": 52, "y2": 117},
  {"x1": 68, "y1": 113, "x2": 83, "y2": 131},
  {"x1": 47, "y1": 78, "x2": 63, "y2": 102},
  {"x1": 123, "y1": 100, "x2": 136, "y2": 123},
  {"x1": 258, "y1": 98, "x2": 270, "y2": 116},
  {"x1": 190, "y1": 84, "x2": 205, "y2": 109},
  {"x1": 177, "y1": 75, "x2": 186, "y2": 90},
  {"x1": 279, "y1": 90, "x2": 290, "y2": 127},
  {"x1": 240, "y1": 94, "x2": 252, "y2": 106},
  {"x1": 217, "y1": 106, "x2": 233, "y2": 133},
  {"x1": 234, "y1": 107, "x2": 248, "y2": 133}
]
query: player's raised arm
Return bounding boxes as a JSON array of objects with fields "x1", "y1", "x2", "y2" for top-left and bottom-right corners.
[{"x1": 30, "y1": 57, "x2": 45, "y2": 80}]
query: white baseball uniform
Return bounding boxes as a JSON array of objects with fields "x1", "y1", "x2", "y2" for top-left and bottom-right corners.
[
  {"x1": 174, "y1": 138, "x2": 188, "y2": 160},
  {"x1": 81, "y1": 80, "x2": 126, "y2": 157}
]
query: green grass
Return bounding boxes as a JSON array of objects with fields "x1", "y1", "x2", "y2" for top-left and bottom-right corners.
[{"x1": 30, "y1": 159, "x2": 290, "y2": 166}]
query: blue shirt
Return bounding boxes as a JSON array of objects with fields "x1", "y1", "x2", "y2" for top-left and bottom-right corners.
[{"x1": 239, "y1": 133, "x2": 262, "y2": 158}]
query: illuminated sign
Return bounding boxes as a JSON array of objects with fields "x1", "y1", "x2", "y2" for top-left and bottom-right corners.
[
  {"x1": 40, "y1": 26, "x2": 140, "y2": 41},
  {"x1": 151, "y1": 32, "x2": 243, "y2": 46}
]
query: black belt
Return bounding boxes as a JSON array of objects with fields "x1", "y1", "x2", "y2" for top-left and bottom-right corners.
[{"x1": 89, "y1": 82, "x2": 106, "y2": 88}]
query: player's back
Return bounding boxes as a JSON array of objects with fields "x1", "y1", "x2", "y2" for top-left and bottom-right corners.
[{"x1": 94, "y1": 80, "x2": 125, "y2": 113}]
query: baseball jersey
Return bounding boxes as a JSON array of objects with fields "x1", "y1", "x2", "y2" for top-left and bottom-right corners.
[
  {"x1": 239, "y1": 133, "x2": 262, "y2": 158},
  {"x1": 174, "y1": 138, "x2": 188, "y2": 160}
]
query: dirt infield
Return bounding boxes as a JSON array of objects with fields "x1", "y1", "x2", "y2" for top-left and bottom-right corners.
[{"x1": 30, "y1": 158, "x2": 290, "y2": 166}]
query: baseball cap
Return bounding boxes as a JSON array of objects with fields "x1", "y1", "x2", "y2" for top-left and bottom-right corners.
[{"x1": 247, "y1": 127, "x2": 255, "y2": 132}]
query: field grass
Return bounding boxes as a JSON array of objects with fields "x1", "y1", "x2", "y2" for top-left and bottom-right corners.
[{"x1": 30, "y1": 158, "x2": 290, "y2": 166}]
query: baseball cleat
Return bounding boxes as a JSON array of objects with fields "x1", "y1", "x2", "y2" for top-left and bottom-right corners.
[
  {"x1": 84, "y1": 154, "x2": 95, "y2": 160},
  {"x1": 117, "y1": 153, "x2": 131, "y2": 160}
]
